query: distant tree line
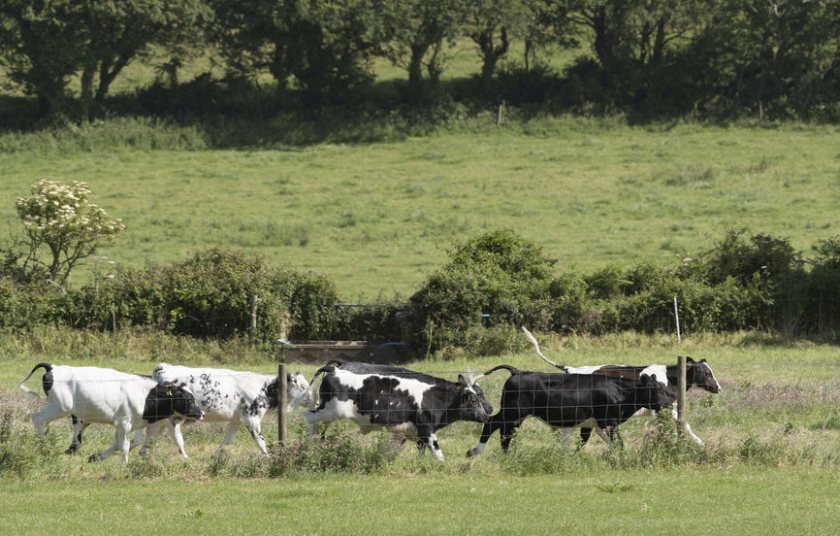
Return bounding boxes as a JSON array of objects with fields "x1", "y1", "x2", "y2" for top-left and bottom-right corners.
[{"x1": 1, "y1": 1, "x2": 839, "y2": 122}]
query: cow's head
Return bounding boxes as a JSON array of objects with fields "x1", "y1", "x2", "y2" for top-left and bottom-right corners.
[
  {"x1": 287, "y1": 372, "x2": 314, "y2": 410},
  {"x1": 639, "y1": 374, "x2": 674, "y2": 411},
  {"x1": 143, "y1": 383, "x2": 204, "y2": 423},
  {"x1": 686, "y1": 357, "x2": 721, "y2": 394},
  {"x1": 456, "y1": 373, "x2": 492, "y2": 423}
]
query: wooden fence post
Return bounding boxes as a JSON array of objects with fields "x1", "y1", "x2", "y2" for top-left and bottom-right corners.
[
  {"x1": 677, "y1": 354, "x2": 687, "y2": 438},
  {"x1": 277, "y1": 362, "x2": 288, "y2": 447},
  {"x1": 249, "y1": 294, "x2": 258, "y2": 345}
]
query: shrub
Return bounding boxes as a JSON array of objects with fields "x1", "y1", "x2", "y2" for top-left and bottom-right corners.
[
  {"x1": 407, "y1": 230, "x2": 555, "y2": 353},
  {"x1": 68, "y1": 248, "x2": 339, "y2": 341}
]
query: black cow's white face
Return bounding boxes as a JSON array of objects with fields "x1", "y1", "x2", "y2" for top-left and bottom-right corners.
[
  {"x1": 687, "y1": 357, "x2": 721, "y2": 393},
  {"x1": 457, "y1": 374, "x2": 491, "y2": 423}
]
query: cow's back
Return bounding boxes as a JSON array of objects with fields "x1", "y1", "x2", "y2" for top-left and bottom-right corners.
[
  {"x1": 51, "y1": 366, "x2": 153, "y2": 425},
  {"x1": 155, "y1": 365, "x2": 274, "y2": 421}
]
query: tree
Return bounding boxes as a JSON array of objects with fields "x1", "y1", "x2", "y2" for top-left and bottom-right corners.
[
  {"x1": 76, "y1": 0, "x2": 212, "y2": 119},
  {"x1": 383, "y1": 0, "x2": 471, "y2": 101},
  {"x1": 567, "y1": 0, "x2": 703, "y2": 79},
  {"x1": 691, "y1": 0, "x2": 840, "y2": 119},
  {"x1": 0, "y1": 0, "x2": 211, "y2": 119},
  {"x1": 465, "y1": 0, "x2": 576, "y2": 95},
  {"x1": 14, "y1": 180, "x2": 125, "y2": 289},
  {"x1": 0, "y1": 1, "x2": 86, "y2": 116},
  {"x1": 211, "y1": 0, "x2": 387, "y2": 106}
]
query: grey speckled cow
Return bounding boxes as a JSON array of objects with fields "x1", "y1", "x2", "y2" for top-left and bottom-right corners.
[{"x1": 149, "y1": 363, "x2": 312, "y2": 456}]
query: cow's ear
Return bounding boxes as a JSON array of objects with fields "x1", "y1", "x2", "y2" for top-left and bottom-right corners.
[
  {"x1": 647, "y1": 374, "x2": 657, "y2": 384},
  {"x1": 640, "y1": 374, "x2": 650, "y2": 385},
  {"x1": 686, "y1": 356, "x2": 695, "y2": 363},
  {"x1": 457, "y1": 374, "x2": 467, "y2": 388}
]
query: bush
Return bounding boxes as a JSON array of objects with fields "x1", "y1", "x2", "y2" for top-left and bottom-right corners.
[
  {"x1": 407, "y1": 230, "x2": 555, "y2": 353},
  {"x1": 68, "y1": 248, "x2": 339, "y2": 341}
]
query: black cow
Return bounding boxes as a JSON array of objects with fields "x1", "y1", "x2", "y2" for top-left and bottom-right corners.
[
  {"x1": 303, "y1": 362, "x2": 492, "y2": 461},
  {"x1": 521, "y1": 326, "x2": 721, "y2": 446},
  {"x1": 466, "y1": 365, "x2": 673, "y2": 457}
]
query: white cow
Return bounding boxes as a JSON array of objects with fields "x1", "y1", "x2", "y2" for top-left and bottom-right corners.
[
  {"x1": 149, "y1": 363, "x2": 313, "y2": 456},
  {"x1": 19, "y1": 362, "x2": 204, "y2": 462}
]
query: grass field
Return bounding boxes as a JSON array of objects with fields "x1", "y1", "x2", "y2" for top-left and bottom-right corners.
[
  {"x1": 3, "y1": 36, "x2": 839, "y2": 536},
  {"x1": 1, "y1": 331, "x2": 839, "y2": 534},
  {"x1": 3, "y1": 469, "x2": 839, "y2": 536},
  {"x1": 2, "y1": 121, "x2": 838, "y2": 299}
]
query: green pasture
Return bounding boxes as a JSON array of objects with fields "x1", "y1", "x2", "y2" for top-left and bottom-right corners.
[
  {"x1": 1, "y1": 331, "x2": 839, "y2": 534},
  {"x1": 2, "y1": 121, "x2": 838, "y2": 299},
  {"x1": 3, "y1": 470, "x2": 839, "y2": 536}
]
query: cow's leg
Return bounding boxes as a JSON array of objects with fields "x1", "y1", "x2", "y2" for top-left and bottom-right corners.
[
  {"x1": 167, "y1": 419, "x2": 189, "y2": 458},
  {"x1": 31, "y1": 402, "x2": 67, "y2": 436},
  {"x1": 600, "y1": 426, "x2": 624, "y2": 449},
  {"x1": 243, "y1": 417, "x2": 269, "y2": 455},
  {"x1": 579, "y1": 428, "x2": 593, "y2": 447},
  {"x1": 500, "y1": 421, "x2": 521, "y2": 452},
  {"x1": 65, "y1": 416, "x2": 89, "y2": 454},
  {"x1": 671, "y1": 408, "x2": 705, "y2": 446},
  {"x1": 216, "y1": 421, "x2": 241, "y2": 453},
  {"x1": 90, "y1": 421, "x2": 131, "y2": 463},
  {"x1": 467, "y1": 413, "x2": 505, "y2": 457},
  {"x1": 303, "y1": 403, "x2": 343, "y2": 437},
  {"x1": 559, "y1": 428, "x2": 580, "y2": 450},
  {"x1": 594, "y1": 427, "x2": 613, "y2": 446},
  {"x1": 131, "y1": 429, "x2": 147, "y2": 453},
  {"x1": 416, "y1": 424, "x2": 444, "y2": 461}
]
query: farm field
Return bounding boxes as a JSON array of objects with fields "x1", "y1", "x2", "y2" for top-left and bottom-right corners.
[
  {"x1": 1, "y1": 331, "x2": 839, "y2": 534},
  {"x1": 3, "y1": 469, "x2": 839, "y2": 536},
  {"x1": 1, "y1": 121, "x2": 838, "y2": 298}
]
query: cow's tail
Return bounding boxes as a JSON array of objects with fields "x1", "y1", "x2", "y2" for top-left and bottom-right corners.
[
  {"x1": 473, "y1": 364, "x2": 521, "y2": 382},
  {"x1": 19, "y1": 362, "x2": 52, "y2": 395},
  {"x1": 521, "y1": 326, "x2": 569, "y2": 372}
]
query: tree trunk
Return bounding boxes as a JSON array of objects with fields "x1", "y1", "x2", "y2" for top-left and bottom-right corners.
[
  {"x1": 95, "y1": 54, "x2": 131, "y2": 103},
  {"x1": 80, "y1": 63, "x2": 96, "y2": 121},
  {"x1": 427, "y1": 40, "x2": 444, "y2": 93},
  {"x1": 479, "y1": 26, "x2": 509, "y2": 95},
  {"x1": 408, "y1": 42, "x2": 428, "y2": 100}
]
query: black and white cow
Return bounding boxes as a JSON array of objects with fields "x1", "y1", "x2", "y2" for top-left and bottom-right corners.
[
  {"x1": 466, "y1": 365, "x2": 673, "y2": 457},
  {"x1": 302, "y1": 362, "x2": 492, "y2": 461},
  {"x1": 19, "y1": 363, "x2": 204, "y2": 462},
  {"x1": 148, "y1": 363, "x2": 313, "y2": 456},
  {"x1": 521, "y1": 326, "x2": 721, "y2": 446}
]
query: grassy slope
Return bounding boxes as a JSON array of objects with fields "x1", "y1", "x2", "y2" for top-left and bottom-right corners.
[{"x1": 2, "y1": 122, "x2": 838, "y2": 299}]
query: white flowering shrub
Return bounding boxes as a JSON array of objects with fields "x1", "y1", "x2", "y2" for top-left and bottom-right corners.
[{"x1": 15, "y1": 179, "x2": 125, "y2": 287}]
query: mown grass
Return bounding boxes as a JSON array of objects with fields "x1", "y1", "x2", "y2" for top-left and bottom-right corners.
[
  {"x1": 2, "y1": 468, "x2": 837, "y2": 536},
  {"x1": 2, "y1": 120, "x2": 838, "y2": 299}
]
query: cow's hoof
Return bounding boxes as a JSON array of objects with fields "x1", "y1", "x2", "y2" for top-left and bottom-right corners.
[
  {"x1": 87, "y1": 454, "x2": 101, "y2": 463},
  {"x1": 466, "y1": 449, "x2": 476, "y2": 458},
  {"x1": 65, "y1": 447, "x2": 78, "y2": 455}
]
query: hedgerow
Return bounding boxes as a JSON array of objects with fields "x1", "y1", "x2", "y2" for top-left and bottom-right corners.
[{"x1": 1, "y1": 230, "x2": 839, "y2": 355}]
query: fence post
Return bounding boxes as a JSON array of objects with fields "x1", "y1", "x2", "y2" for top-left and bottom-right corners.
[
  {"x1": 677, "y1": 354, "x2": 687, "y2": 438},
  {"x1": 249, "y1": 294, "x2": 258, "y2": 345},
  {"x1": 277, "y1": 362, "x2": 288, "y2": 448},
  {"x1": 673, "y1": 295, "x2": 681, "y2": 342}
]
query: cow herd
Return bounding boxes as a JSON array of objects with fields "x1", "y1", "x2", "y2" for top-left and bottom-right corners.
[{"x1": 17, "y1": 328, "x2": 721, "y2": 464}]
